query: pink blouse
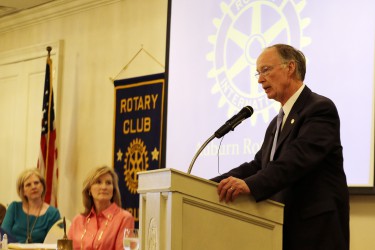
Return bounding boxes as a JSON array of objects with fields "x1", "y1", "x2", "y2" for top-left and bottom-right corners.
[{"x1": 68, "y1": 203, "x2": 134, "y2": 250}]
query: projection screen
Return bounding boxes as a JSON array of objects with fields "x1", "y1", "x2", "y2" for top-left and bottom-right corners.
[{"x1": 165, "y1": 0, "x2": 375, "y2": 193}]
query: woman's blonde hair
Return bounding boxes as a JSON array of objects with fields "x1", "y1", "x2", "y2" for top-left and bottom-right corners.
[
  {"x1": 16, "y1": 168, "x2": 46, "y2": 203},
  {"x1": 81, "y1": 165, "x2": 122, "y2": 216}
]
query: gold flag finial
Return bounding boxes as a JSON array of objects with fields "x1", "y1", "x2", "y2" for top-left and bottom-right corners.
[{"x1": 46, "y1": 46, "x2": 52, "y2": 58}]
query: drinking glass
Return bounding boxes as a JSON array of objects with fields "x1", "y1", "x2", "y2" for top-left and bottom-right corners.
[{"x1": 123, "y1": 228, "x2": 139, "y2": 250}]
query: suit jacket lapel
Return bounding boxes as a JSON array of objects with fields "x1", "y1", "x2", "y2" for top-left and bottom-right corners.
[{"x1": 275, "y1": 86, "x2": 312, "y2": 152}]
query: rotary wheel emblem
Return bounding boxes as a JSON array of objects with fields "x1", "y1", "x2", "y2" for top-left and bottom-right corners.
[
  {"x1": 207, "y1": 0, "x2": 311, "y2": 124},
  {"x1": 124, "y1": 138, "x2": 149, "y2": 194}
]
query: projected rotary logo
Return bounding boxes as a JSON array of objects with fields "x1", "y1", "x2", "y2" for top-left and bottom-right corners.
[
  {"x1": 123, "y1": 138, "x2": 149, "y2": 194},
  {"x1": 207, "y1": 0, "x2": 311, "y2": 123}
]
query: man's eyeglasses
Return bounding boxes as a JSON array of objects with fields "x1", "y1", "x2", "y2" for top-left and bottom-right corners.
[{"x1": 254, "y1": 63, "x2": 286, "y2": 79}]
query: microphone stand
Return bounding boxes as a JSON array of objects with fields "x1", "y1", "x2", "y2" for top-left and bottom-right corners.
[{"x1": 187, "y1": 134, "x2": 215, "y2": 174}]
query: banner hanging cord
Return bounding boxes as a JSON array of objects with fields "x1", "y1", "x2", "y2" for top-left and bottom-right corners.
[{"x1": 110, "y1": 45, "x2": 165, "y2": 82}]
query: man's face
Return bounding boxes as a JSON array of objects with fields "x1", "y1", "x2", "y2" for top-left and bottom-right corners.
[{"x1": 256, "y1": 47, "x2": 291, "y2": 105}]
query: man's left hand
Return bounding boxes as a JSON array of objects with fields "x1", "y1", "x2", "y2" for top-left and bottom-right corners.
[{"x1": 217, "y1": 176, "x2": 251, "y2": 203}]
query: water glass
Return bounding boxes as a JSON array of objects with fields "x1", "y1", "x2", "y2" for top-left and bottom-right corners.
[{"x1": 123, "y1": 228, "x2": 139, "y2": 250}]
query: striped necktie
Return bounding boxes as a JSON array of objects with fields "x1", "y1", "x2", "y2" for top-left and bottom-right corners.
[{"x1": 270, "y1": 108, "x2": 284, "y2": 161}]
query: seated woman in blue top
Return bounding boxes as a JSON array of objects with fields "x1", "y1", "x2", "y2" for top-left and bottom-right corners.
[{"x1": 2, "y1": 168, "x2": 61, "y2": 243}]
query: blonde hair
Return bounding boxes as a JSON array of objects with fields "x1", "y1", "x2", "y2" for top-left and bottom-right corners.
[
  {"x1": 81, "y1": 165, "x2": 122, "y2": 216},
  {"x1": 16, "y1": 168, "x2": 46, "y2": 203}
]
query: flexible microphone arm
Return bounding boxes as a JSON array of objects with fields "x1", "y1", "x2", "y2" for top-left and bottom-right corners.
[
  {"x1": 187, "y1": 134, "x2": 215, "y2": 174},
  {"x1": 187, "y1": 106, "x2": 254, "y2": 174}
]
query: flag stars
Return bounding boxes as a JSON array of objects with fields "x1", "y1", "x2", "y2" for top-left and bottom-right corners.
[
  {"x1": 151, "y1": 147, "x2": 159, "y2": 161},
  {"x1": 117, "y1": 149, "x2": 123, "y2": 161}
]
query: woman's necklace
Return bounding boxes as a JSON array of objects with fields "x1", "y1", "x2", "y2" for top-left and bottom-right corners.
[
  {"x1": 26, "y1": 203, "x2": 43, "y2": 243},
  {"x1": 80, "y1": 213, "x2": 111, "y2": 250}
]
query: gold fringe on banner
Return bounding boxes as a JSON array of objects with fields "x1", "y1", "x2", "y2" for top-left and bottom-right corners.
[{"x1": 110, "y1": 45, "x2": 165, "y2": 82}]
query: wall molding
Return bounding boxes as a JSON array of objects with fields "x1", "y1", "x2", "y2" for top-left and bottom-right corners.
[
  {"x1": 0, "y1": 0, "x2": 121, "y2": 34},
  {"x1": 0, "y1": 40, "x2": 62, "y2": 65}
]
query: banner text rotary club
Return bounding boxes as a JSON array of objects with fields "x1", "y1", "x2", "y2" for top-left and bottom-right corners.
[{"x1": 120, "y1": 94, "x2": 158, "y2": 134}]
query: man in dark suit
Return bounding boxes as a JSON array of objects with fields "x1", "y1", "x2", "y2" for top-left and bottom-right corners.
[{"x1": 211, "y1": 44, "x2": 349, "y2": 250}]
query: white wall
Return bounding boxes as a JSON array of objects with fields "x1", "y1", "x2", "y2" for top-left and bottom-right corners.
[
  {"x1": 0, "y1": 0, "x2": 374, "y2": 249},
  {"x1": 350, "y1": 195, "x2": 375, "y2": 249}
]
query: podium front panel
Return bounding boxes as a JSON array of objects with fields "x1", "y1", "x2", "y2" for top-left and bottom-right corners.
[{"x1": 138, "y1": 168, "x2": 283, "y2": 250}]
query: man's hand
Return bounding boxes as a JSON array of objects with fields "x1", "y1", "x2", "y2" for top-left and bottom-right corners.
[{"x1": 217, "y1": 176, "x2": 251, "y2": 203}]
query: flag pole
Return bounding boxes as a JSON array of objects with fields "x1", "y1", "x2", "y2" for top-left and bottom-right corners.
[{"x1": 45, "y1": 46, "x2": 52, "y2": 187}]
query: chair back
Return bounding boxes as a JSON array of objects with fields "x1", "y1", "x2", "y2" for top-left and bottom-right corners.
[{"x1": 44, "y1": 218, "x2": 71, "y2": 244}]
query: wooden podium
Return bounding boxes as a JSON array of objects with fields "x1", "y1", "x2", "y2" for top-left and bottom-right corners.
[{"x1": 138, "y1": 168, "x2": 284, "y2": 250}]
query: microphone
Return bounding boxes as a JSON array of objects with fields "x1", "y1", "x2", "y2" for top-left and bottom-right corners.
[
  {"x1": 187, "y1": 106, "x2": 254, "y2": 174},
  {"x1": 214, "y1": 106, "x2": 254, "y2": 138}
]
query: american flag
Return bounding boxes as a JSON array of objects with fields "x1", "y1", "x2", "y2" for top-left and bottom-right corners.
[{"x1": 38, "y1": 51, "x2": 58, "y2": 207}]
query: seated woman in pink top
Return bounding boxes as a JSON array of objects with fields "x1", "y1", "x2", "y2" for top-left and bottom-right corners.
[{"x1": 68, "y1": 166, "x2": 134, "y2": 250}]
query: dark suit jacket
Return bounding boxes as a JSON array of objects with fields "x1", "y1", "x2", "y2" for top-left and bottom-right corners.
[{"x1": 211, "y1": 86, "x2": 349, "y2": 250}]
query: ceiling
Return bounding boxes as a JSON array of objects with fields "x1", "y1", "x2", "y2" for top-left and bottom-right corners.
[{"x1": 0, "y1": 0, "x2": 55, "y2": 18}]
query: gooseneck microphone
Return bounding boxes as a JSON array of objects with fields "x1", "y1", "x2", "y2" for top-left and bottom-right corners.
[
  {"x1": 214, "y1": 106, "x2": 254, "y2": 138},
  {"x1": 187, "y1": 106, "x2": 254, "y2": 174}
]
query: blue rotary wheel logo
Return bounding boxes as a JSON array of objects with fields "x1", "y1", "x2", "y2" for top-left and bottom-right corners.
[{"x1": 207, "y1": 0, "x2": 311, "y2": 124}]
